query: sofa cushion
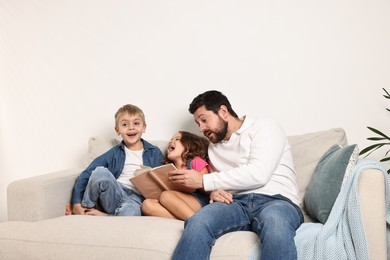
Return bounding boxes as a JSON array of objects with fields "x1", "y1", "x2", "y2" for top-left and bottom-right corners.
[
  {"x1": 287, "y1": 128, "x2": 347, "y2": 221},
  {"x1": 86, "y1": 136, "x2": 121, "y2": 165},
  {"x1": 303, "y1": 144, "x2": 359, "y2": 223},
  {"x1": 0, "y1": 216, "x2": 182, "y2": 259},
  {"x1": 0, "y1": 215, "x2": 260, "y2": 259}
]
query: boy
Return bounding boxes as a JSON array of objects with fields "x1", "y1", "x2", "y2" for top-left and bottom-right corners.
[{"x1": 66, "y1": 104, "x2": 163, "y2": 216}]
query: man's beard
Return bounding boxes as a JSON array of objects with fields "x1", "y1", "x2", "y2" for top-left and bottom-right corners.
[{"x1": 207, "y1": 117, "x2": 228, "y2": 144}]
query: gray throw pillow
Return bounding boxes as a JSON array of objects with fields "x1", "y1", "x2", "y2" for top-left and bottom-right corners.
[{"x1": 304, "y1": 144, "x2": 359, "y2": 224}]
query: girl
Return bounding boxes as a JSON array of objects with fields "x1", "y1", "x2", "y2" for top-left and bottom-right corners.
[{"x1": 141, "y1": 131, "x2": 210, "y2": 220}]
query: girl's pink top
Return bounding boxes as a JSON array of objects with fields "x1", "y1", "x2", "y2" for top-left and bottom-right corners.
[{"x1": 191, "y1": 156, "x2": 211, "y2": 173}]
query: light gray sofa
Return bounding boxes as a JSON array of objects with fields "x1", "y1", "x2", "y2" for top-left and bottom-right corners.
[{"x1": 1, "y1": 128, "x2": 387, "y2": 259}]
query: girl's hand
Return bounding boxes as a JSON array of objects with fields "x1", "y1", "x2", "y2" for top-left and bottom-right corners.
[{"x1": 210, "y1": 189, "x2": 233, "y2": 204}]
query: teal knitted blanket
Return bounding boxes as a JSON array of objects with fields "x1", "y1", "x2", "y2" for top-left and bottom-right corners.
[
  {"x1": 249, "y1": 159, "x2": 389, "y2": 259},
  {"x1": 295, "y1": 159, "x2": 389, "y2": 260}
]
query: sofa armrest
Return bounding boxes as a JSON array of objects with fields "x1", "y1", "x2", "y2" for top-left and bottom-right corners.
[
  {"x1": 7, "y1": 168, "x2": 82, "y2": 222},
  {"x1": 359, "y1": 168, "x2": 387, "y2": 260}
]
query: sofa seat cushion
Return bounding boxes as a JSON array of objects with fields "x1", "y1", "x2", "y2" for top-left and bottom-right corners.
[{"x1": 0, "y1": 215, "x2": 260, "y2": 260}]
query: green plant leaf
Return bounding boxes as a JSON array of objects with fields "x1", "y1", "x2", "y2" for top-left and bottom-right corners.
[
  {"x1": 359, "y1": 143, "x2": 385, "y2": 156},
  {"x1": 367, "y1": 137, "x2": 388, "y2": 141},
  {"x1": 383, "y1": 88, "x2": 390, "y2": 99},
  {"x1": 367, "y1": 127, "x2": 390, "y2": 140}
]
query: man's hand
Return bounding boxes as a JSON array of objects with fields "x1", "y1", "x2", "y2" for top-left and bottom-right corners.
[
  {"x1": 168, "y1": 169, "x2": 203, "y2": 189},
  {"x1": 210, "y1": 189, "x2": 233, "y2": 204}
]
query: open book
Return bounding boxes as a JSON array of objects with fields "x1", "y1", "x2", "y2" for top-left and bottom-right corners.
[{"x1": 130, "y1": 163, "x2": 196, "y2": 199}]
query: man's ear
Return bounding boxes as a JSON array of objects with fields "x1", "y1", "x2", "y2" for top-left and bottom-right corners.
[{"x1": 218, "y1": 105, "x2": 229, "y2": 120}]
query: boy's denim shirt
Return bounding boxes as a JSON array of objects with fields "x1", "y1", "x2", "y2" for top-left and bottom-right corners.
[{"x1": 72, "y1": 138, "x2": 164, "y2": 204}]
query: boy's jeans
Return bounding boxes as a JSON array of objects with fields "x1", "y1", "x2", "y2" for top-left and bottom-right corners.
[
  {"x1": 81, "y1": 166, "x2": 143, "y2": 216},
  {"x1": 172, "y1": 193, "x2": 303, "y2": 260}
]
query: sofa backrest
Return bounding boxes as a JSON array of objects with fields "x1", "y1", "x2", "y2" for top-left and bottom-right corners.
[
  {"x1": 87, "y1": 128, "x2": 347, "y2": 213},
  {"x1": 288, "y1": 128, "x2": 347, "y2": 201}
]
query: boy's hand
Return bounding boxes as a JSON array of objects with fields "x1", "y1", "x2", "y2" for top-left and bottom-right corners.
[
  {"x1": 210, "y1": 189, "x2": 233, "y2": 204},
  {"x1": 168, "y1": 169, "x2": 203, "y2": 189}
]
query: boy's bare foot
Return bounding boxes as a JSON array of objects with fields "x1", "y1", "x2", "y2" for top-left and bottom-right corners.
[{"x1": 65, "y1": 203, "x2": 73, "y2": 216}]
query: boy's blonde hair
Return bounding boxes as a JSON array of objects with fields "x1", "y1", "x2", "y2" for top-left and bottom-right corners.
[{"x1": 114, "y1": 104, "x2": 146, "y2": 127}]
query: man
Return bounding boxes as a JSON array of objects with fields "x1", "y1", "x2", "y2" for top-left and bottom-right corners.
[{"x1": 169, "y1": 90, "x2": 303, "y2": 260}]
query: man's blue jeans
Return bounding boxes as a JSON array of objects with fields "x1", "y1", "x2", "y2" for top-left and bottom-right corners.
[
  {"x1": 81, "y1": 166, "x2": 143, "y2": 216},
  {"x1": 172, "y1": 193, "x2": 303, "y2": 260}
]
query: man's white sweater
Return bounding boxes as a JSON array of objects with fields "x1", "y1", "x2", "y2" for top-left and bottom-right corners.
[{"x1": 203, "y1": 116, "x2": 301, "y2": 206}]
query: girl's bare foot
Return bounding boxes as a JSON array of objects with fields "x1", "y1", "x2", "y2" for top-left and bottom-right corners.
[{"x1": 85, "y1": 208, "x2": 108, "y2": 216}]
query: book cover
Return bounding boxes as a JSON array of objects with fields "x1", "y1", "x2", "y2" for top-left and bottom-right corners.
[{"x1": 130, "y1": 163, "x2": 196, "y2": 199}]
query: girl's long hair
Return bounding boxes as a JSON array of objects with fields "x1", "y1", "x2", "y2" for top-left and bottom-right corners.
[{"x1": 163, "y1": 131, "x2": 209, "y2": 166}]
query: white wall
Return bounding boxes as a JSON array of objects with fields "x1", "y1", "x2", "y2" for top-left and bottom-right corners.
[{"x1": 1, "y1": 0, "x2": 389, "y2": 222}]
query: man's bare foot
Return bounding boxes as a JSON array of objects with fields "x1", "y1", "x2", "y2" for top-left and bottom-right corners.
[
  {"x1": 65, "y1": 203, "x2": 73, "y2": 216},
  {"x1": 85, "y1": 208, "x2": 108, "y2": 216}
]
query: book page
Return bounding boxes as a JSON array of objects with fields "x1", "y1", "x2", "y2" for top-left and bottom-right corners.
[
  {"x1": 130, "y1": 163, "x2": 195, "y2": 199},
  {"x1": 134, "y1": 165, "x2": 152, "y2": 176}
]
